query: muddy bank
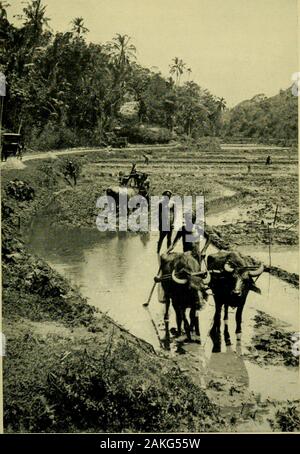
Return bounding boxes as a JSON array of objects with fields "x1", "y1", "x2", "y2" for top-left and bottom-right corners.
[
  {"x1": 212, "y1": 222, "x2": 298, "y2": 247},
  {"x1": 4, "y1": 314, "x2": 227, "y2": 433},
  {"x1": 206, "y1": 190, "x2": 253, "y2": 216},
  {"x1": 243, "y1": 311, "x2": 299, "y2": 368}
]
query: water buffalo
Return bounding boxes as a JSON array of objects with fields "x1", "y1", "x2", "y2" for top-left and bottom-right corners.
[
  {"x1": 106, "y1": 185, "x2": 149, "y2": 209},
  {"x1": 207, "y1": 251, "x2": 264, "y2": 348},
  {"x1": 107, "y1": 186, "x2": 139, "y2": 203},
  {"x1": 157, "y1": 251, "x2": 210, "y2": 342}
]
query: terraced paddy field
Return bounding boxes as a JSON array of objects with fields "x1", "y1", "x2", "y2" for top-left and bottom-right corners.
[
  {"x1": 35, "y1": 145, "x2": 297, "y2": 248},
  {"x1": 2, "y1": 143, "x2": 299, "y2": 432}
]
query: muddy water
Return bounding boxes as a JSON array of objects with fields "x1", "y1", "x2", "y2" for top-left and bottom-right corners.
[
  {"x1": 28, "y1": 217, "x2": 300, "y2": 426},
  {"x1": 28, "y1": 221, "x2": 162, "y2": 349},
  {"x1": 237, "y1": 245, "x2": 299, "y2": 275},
  {"x1": 206, "y1": 209, "x2": 299, "y2": 275}
]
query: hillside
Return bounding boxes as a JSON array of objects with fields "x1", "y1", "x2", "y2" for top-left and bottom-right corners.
[{"x1": 222, "y1": 88, "x2": 298, "y2": 145}]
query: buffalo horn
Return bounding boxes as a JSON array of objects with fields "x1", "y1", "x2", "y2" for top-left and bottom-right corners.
[
  {"x1": 171, "y1": 269, "x2": 188, "y2": 285},
  {"x1": 202, "y1": 271, "x2": 211, "y2": 285},
  {"x1": 248, "y1": 262, "x2": 264, "y2": 277},
  {"x1": 224, "y1": 262, "x2": 234, "y2": 272}
]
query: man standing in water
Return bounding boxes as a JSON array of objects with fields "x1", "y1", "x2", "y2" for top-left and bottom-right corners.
[
  {"x1": 167, "y1": 208, "x2": 210, "y2": 263},
  {"x1": 157, "y1": 190, "x2": 175, "y2": 254}
]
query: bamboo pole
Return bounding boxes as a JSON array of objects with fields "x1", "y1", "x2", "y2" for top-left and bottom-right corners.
[
  {"x1": 0, "y1": 96, "x2": 4, "y2": 150},
  {"x1": 273, "y1": 204, "x2": 278, "y2": 227},
  {"x1": 267, "y1": 222, "x2": 271, "y2": 296},
  {"x1": 143, "y1": 263, "x2": 161, "y2": 307}
]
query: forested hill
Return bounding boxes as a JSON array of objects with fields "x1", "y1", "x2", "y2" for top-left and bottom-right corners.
[
  {"x1": 222, "y1": 88, "x2": 298, "y2": 145},
  {"x1": 1, "y1": 1, "x2": 297, "y2": 150},
  {"x1": 0, "y1": 1, "x2": 225, "y2": 150}
]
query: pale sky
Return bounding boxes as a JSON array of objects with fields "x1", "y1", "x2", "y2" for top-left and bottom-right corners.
[{"x1": 8, "y1": 0, "x2": 299, "y2": 106}]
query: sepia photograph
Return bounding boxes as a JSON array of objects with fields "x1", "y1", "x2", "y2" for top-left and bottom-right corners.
[{"x1": 0, "y1": 0, "x2": 299, "y2": 438}]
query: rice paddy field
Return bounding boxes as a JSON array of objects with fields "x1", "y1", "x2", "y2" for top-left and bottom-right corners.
[{"x1": 2, "y1": 142, "x2": 299, "y2": 433}]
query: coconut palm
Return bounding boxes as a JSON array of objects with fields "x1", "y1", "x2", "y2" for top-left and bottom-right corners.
[
  {"x1": 216, "y1": 96, "x2": 226, "y2": 111},
  {"x1": 22, "y1": 0, "x2": 49, "y2": 35},
  {"x1": 169, "y1": 57, "x2": 186, "y2": 86},
  {"x1": 71, "y1": 17, "x2": 89, "y2": 37},
  {"x1": 107, "y1": 33, "x2": 136, "y2": 70}
]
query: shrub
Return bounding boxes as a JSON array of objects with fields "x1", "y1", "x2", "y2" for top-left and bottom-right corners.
[
  {"x1": 5, "y1": 179, "x2": 35, "y2": 202},
  {"x1": 56, "y1": 157, "x2": 82, "y2": 186},
  {"x1": 36, "y1": 163, "x2": 59, "y2": 188},
  {"x1": 29, "y1": 123, "x2": 79, "y2": 151},
  {"x1": 269, "y1": 402, "x2": 300, "y2": 431},
  {"x1": 120, "y1": 125, "x2": 172, "y2": 144}
]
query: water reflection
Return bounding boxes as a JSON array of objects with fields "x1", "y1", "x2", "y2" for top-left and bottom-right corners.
[
  {"x1": 207, "y1": 341, "x2": 249, "y2": 388},
  {"x1": 27, "y1": 219, "x2": 300, "y2": 404},
  {"x1": 28, "y1": 221, "x2": 163, "y2": 347}
]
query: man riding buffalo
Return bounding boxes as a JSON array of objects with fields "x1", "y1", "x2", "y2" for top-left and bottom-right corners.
[
  {"x1": 107, "y1": 165, "x2": 150, "y2": 208},
  {"x1": 207, "y1": 251, "x2": 264, "y2": 350}
]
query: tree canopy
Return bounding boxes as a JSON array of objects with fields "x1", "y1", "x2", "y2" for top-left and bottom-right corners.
[
  {"x1": 222, "y1": 89, "x2": 298, "y2": 145},
  {"x1": 0, "y1": 1, "x2": 226, "y2": 149},
  {"x1": 0, "y1": 1, "x2": 297, "y2": 149}
]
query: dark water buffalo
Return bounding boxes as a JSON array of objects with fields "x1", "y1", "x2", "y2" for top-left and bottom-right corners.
[
  {"x1": 157, "y1": 251, "x2": 210, "y2": 342},
  {"x1": 207, "y1": 251, "x2": 264, "y2": 347}
]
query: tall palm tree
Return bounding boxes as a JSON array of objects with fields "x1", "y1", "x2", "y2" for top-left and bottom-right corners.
[
  {"x1": 169, "y1": 57, "x2": 186, "y2": 86},
  {"x1": 187, "y1": 67, "x2": 192, "y2": 81},
  {"x1": 23, "y1": 0, "x2": 49, "y2": 37},
  {"x1": 21, "y1": 0, "x2": 50, "y2": 64},
  {"x1": 217, "y1": 96, "x2": 226, "y2": 111},
  {"x1": 108, "y1": 33, "x2": 136, "y2": 70},
  {"x1": 105, "y1": 34, "x2": 136, "y2": 121},
  {"x1": 71, "y1": 17, "x2": 89, "y2": 37}
]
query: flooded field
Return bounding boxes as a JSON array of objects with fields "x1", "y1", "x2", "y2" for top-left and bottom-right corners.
[
  {"x1": 237, "y1": 245, "x2": 299, "y2": 275},
  {"x1": 28, "y1": 216, "x2": 300, "y2": 428},
  {"x1": 4, "y1": 141, "x2": 297, "y2": 432}
]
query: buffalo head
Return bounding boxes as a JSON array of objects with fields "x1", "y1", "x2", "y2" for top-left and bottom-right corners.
[
  {"x1": 208, "y1": 251, "x2": 264, "y2": 298},
  {"x1": 171, "y1": 251, "x2": 211, "y2": 291}
]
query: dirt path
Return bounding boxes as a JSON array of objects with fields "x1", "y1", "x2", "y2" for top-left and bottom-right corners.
[{"x1": 0, "y1": 144, "x2": 180, "y2": 167}]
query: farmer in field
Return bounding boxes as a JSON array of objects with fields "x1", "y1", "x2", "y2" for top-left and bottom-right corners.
[
  {"x1": 167, "y1": 208, "x2": 210, "y2": 264},
  {"x1": 126, "y1": 162, "x2": 138, "y2": 186},
  {"x1": 66, "y1": 160, "x2": 77, "y2": 186},
  {"x1": 266, "y1": 155, "x2": 272, "y2": 165},
  {"x1": 120, "y1": 162, "x2": 138, "y2": 186},
  {"x1": 157, "y1": 190, "x2": 175, "y2": 254}
]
